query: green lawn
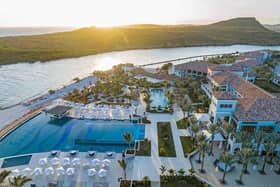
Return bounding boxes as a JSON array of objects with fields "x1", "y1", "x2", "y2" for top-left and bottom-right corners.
[
  {"x1": 176, "y1": 118, "x2": 188, "y2": 129},
  {"x1": 157, "y1": 122, "x2": 176, "y2": 157},
  {"x1": 136, "y1": 139, "x2": 151, "y2": 156},
  {"x1": 255, "y1": 80, "x2": 280, "y2": 93},
  {"x1": 180, "y1": 136, "x2": 196, "y2": 156}
]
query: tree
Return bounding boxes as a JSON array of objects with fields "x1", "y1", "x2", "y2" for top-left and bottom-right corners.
[
  {"x1": 219, "y1": 152, "x2": 235, "y2": 184},
  {"x1": 254, "y1": 130, "x2": 264, "y2": 155},
  {"x1": 123, "y1": 132, "x2": 133, "y2": 148},
  {"x1": 179, "y1": 98, "x2": 193, "y2": 118},
  {"x1": 0, "y1": 170, "x2": 11, "y2": 185},
  {"x1": 190, "y1": 123, "x2": 199, "y2": 147},
  {"x1": 259, "y1": 141, "x2": 275, "y2": 175},
  {"x1": 236, "y1": 146, "x2": 254, "y2": 185},
  {"x1": 196, "y1": 134, "x2": 207, "y2": 163},
  {"x1": 160, "y1": 165, "x2": 167, "y2": 175},
  {"x1": 118, "y1": 159, "x2": 127, "y2": 180},
  {"x1": 198, "y1": 140, "x2": 208, "y2": 173},
  {"x1": 221, "y1": 123, "x2": 234, "y2": 151},
  {"x1": 141, "y1": 176, "x2": 150, "y2": 187},
  {"x1": 167, "y1": 169, "x2": 175, "y2": 176},
  {"x1": 177, "y1": 168, "x2": 185, "y2": 176},
  {"x1": 208, "y1": 124, "x2": 220, "y2": 156},
  {"x1": 9, "y1": 176, "x2": 32, "y2": 187}
]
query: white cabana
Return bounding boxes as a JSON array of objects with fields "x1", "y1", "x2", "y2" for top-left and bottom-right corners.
[
  {"x1": 87, "y1": 168, "x2": 97, "y2": 176},
  {"x1": 11, "y1": 169, "x2": 20, "y2": 177},
  {"x1": 62, "y1": 157, "x2": 71, "y2": 166},
  {"x1": 38, "y1": 158, "x2": 48, "y2": 166},
  {"x1": 102, "y1": 159, "x2": 111, "y2": 167},
  {"x1": 91, "y1": 158, "x2": 100, "y2": 167},
  {"x1": 32, "y1": 168, "x2": 43, "y2": 176},
  {"x1": 66, "y1": 168, "x2": 75, "y2": 176},
  {"x1": 56, "y1": 167, "x2": 65, "y2": 176},
  {"x1": 51, "y1": 157, "x2": 60, "y2": 166},
  {"x1": 72, "y1": 158, "x2": 81, "y2": 166},
  {"x1": 98, "y1": 169, "x2": 107, "y2": 178},
  {"x1": 45, "y1": 167, "x2": 55, "y2": 176},
  {"x1": 22, "y1": 167, "x2": 32, "y2": 176}
]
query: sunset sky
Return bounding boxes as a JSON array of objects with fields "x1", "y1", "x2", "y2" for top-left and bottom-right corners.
[{"x1": 0, "y1": 0, "x2": 279, "y2": 27}]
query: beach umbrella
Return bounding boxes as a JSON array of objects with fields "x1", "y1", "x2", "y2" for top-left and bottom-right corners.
[
  {"x1": 32, "y1": 168, "x2": 43, "y2": 176},
  {"x1": 11, "y1": 169, "x2": 20, "y2": 177},
  {"x1": 87, "y1": 168, "x2": 97, "y2": 176},
  {"x1": 91, "y1": 158, "x2": 100, "y2": 167},
  {"x1": 98, "y1": 169, "x2": 107, "y2": 178},
  {"x1": 51, "y1": 157, "x2": 60, "y2": 166},
  {"x1": 45, "y1": 167, "x2": 55, "y2": 176},
  {"x1": 72, "y1": 158, "x2": 81, "y2": 166},
  {"x1": 102, "y1": 159, "x2": 111, "y2": 166},
  {"x1": 39, "y1": 158, "x2": 48, "y2": 166},
  {"x1": 56, "y1": 167, "x2": 65, "y2": 176},
  {"x1": 22, "y1": 167, "x2": 32, "y2": 176},
  {"x1": 62, "y1": 157, "x2": 71, "y2": 166},
  {"x1": 66, "y1": 168, "x2": 75, "y2": 176}
]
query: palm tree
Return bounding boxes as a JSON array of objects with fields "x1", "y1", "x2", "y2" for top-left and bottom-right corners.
[
  {"x1": 259, "y1": 141, "x2": 275, "y2": 175},
  {"x1": 159, "y1": 165, "x2": 166, "y2": 175},
  {"x1": 118, "y1": 158, "x2": 127, "y2": 180},
  {"x1": 180, "y1": 98, "x2": 192, "y2": 118},
  {"x1": 219, "y1": 152, "x2": 235, "y2": 184},
  {"x1": 190, "y1": 123, "x2": 199, "y2": 147},
  {"x1": 221, "y1": 123, "x2": 233, "y2": 151},
  {"x1": 9, "y1": 176, "x2": 32, "y2": 187},
  {"x1": 141, "y1": 176, "x2": 150, "y2": 187},
  {"x1": 177, "y1": 168, "x2": 185, "y2": 176},
  {"x1": 0, "y1": 170, "x2": 11, "y2": 185},
  {"x1": 167, "y1": 169, "x2": 175, "y2": 176},
  {"x1": 208, "y1": 123, "x2": 220, "y2": 156},
  {"x1": 123, "y1": 132, "x2": 133, "y2": 148},
  {"x1": 198, "y1": 140, "x2": 208, "y2": 173},
  {"x1": 254, "y1": 130, "x2": 264, "y2": 155},
  {"x1": 236, "y1": 146, "x2": 254, "y2": 185}
]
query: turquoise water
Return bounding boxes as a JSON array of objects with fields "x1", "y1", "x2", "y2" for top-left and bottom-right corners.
[
  {"x1": 1, "y1": 45, "x2": 280, "y2": 108},
  {"x1": 0, "y1": 113, "x2": 145, "y2": 158},
  {"x1": 150, "y1": 89, "x2": 168, "y2": 108},
  {"x1": 1, "y1": 155, "x2": 32, "y2": 168}
]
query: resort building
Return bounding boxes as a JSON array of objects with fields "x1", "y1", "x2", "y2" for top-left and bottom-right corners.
[
  {"x1": 173, "y1": 61, "x2": 216, "y2": 78},
  {"x1": 206, "y1": 71, "x2": 280, "y2": 133},
  {"x1": 272, "y1": 63, "x2": 280, "y2": 86}
]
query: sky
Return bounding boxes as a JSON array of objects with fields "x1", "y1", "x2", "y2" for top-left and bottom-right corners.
[{"x1": 0, "y1": 0, "x2": 279, "y2": 27}]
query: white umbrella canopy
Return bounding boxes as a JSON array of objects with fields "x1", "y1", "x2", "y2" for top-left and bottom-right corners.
[
  {"x1": 87, "y1": 168, "x2": 97, "y2": 176},
  {"x1": 72, "y1": 158, "x2": 81, "y2": 166},
  {"x1": 56, "y1": 167, "x2": 65, "y2": 176},
  {"x1": 11, "y1": 169, "x2": 20, "y2": 177},
  {"x1": 32, "y1": 168, "x2": 43, "y2": 176},
  {"x1": 66, "y1": 168, "x2": 75, "y2": 176},
  {"x1": 102, "y1": 159, "x2": 111, "y2": 167},
  {"x1": 51, "y1": 157, "x2": 60, "y2": 166},
  {"x1": 62, "y1": 157, "x2": 71, "y2": 166},
  {"x1": 98, "y1": 169, "x2": 107, "y2": 178},
  {"x1": 22, "y1": 167, "x2": 32, "y2": 176},
  {"x1": 45, "y1": 167, "x2": 55, "y2": 176},
  {"x1": 91, "y1": 158, "x2": 100, "y2": 167},
  {"x1": 38, "y1": 158, "x2": 48, "y2": 166}
]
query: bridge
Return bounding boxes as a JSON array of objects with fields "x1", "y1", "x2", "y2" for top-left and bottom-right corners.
[{"x1": 138, "y1": 52, "x2": 238, "y2": 67}]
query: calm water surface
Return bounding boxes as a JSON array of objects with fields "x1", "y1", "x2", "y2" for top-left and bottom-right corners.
[{"x1": 1, "y1": 45, "x2": 280, "y2": 108}]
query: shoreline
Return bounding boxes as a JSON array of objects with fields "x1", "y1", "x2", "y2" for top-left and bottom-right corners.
[{"x1": 0, "y1": 44, "x2": 280, "y2": 66}]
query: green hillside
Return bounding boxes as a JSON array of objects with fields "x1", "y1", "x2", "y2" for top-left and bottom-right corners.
[{"x1": 1, "y1": 17, "x2": 280, "y2": 65}]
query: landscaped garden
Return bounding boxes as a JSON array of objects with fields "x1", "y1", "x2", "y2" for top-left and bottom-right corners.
[
  {"x1": 176, "y1": 118, "x2": 188, "y2": 129},
  {"x1": 180, "y1": 136, "x2": 196, "y2": 157},
  {"x1": 157, "y1": 122, "x2": 176, "y2": 157},
  {"x1": 136, "y1": 139, "x2": 151, "y2": 156}
]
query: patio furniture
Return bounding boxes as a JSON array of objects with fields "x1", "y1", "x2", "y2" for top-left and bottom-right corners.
[
  {"x1": 39, "y1": 158, "x2": 48, "y2": 166},
  {"x1": 91, "y1": 158, "x2": 100, "y2": 167},
  {"x1": 51, "y1": 157, "x2": 60, "y2": 166},
  {"x1": 98, "y1": 169, "x2": 107, "y2": 178},
  {"x1": 72, "y1": 158, "x2": 81, "y2": 166},
  {"x1": 102, "y1": 159, "x2": 111, "y2": 167},
  {"x1": 22, "y1": 167, "x2": 32, "y2": 176},
  {"x1": 69, "y1": 150, "x2": 78, "y2": 156},
  {"x1": 66, "y1": 168, "x2": 75, "y2": 176},
  {"x1": 45, "y1": 167, "x2": 55, "y2": 176},
  {"x1": 55, "y1": 167, "x2": 65, "y2": 176},
  {"x1": 50, "y1": 150, "x2": 59, "y2": 157},
  {"x1": 32, "y1": 168, "x2": 43, "y2": 176},
  {"x1": 87, "y1": 168, "x2": 97, "y2": 176},
  {"x1": 88, "y1": 151, "x2": 96, "y2": 157},
  {"x1": 62, "y1": 157, "x2": 71, "y2": 167}
]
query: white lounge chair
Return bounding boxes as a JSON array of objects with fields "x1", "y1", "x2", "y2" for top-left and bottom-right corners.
[
  {"x1": 39, "y1": 158, "x2": 48, "y2": 166},
  {"x1": 66, "y1": 168, "x2": 75, "y2": 176},
  {"x1": 50, "y1": 157, "x2": 60, "y2": 166},
  {"x1": 56, "y1": 167, "x2": 65, "y2": 176},
  {"x1": 98, "y1": 169, "x2": 107, "y2": 178},
  {"x1": 62, "y1": 157, "x2": 71, "y2": 167},
  {"x1": 91, "y1": 158, "x2": 100, "y2": 167},
  {"x1": 72, "y1": 158, "x2": 81, "y2": 166},
  {"x1": 87, "y1": 168, "x2": 97, "y2": 176},
  {"x1": 45, "y1": 167, "x2": 55, "y2": 176}
]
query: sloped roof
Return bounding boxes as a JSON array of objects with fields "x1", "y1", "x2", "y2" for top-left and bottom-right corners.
[{"x1": 175, "y1": 61, "x2": 216, "y2": 74}]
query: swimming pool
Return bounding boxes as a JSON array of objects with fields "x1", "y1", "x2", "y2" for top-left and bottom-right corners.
[
  {"x1": 0, "y1": 113, "x2": 145, "y2": 158},
  {"x1": 1, "y1": 155, "x2": 32, "y2": 168},
  {"x1": 150, "y1": 88, "x2": 168, "y2": 108}
]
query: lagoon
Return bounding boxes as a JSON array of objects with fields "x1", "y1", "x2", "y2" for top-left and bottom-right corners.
[{"x1": 1, "y1": 45, "x2": 280, "y2": 108}]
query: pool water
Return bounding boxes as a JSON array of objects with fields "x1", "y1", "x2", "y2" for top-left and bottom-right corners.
[
  {"x1": 0, "y1": 113, "x2": 145, "y2": 158},
  {"x1": 150, "y1": 89, "x2": 168, "y2": 108},
  {"x1": 1, "y1": 155, "x2": 32, "y2": 168}
]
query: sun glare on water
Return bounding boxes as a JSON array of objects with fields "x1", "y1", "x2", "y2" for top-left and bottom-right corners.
[{"x1": 95, "y1": 57, "x2": 123, "y2": 70}]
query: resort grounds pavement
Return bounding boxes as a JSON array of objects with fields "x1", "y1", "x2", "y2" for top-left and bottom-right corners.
[{"x1": 192, "y1": 146, "x2": 280, "y2": 187}]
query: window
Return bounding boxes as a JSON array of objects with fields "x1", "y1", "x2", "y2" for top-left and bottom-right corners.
[{"x1": 220, "y1": 104, "x2": 233, "y2": 108}]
